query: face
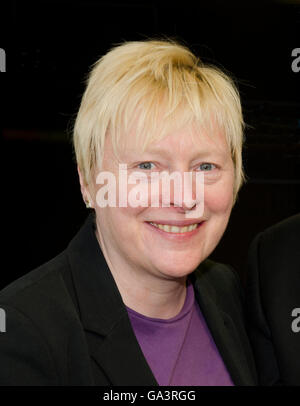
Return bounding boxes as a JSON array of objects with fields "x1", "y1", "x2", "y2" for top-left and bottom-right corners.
[{"x1": 83, "y1": 123, "x2": 235, "y2": 282}]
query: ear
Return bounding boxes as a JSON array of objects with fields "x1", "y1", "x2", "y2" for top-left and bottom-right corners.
[{"x1": 77, "y1": 165, "x2": 94, "y2": 208}]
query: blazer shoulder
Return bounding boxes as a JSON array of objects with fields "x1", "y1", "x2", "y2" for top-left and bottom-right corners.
[
  {"x1": 192, "y1": 259, "x2": 244, "y2": 311},
  {"x1": 257, "y1": 213, "x2": 300, "y2": 253},
  {"x1": 0, "y1": 251, "x2": 91, "y2": 386},
  {"x1": 247, "y1": 214, "x2": 300, "y2": 281},
  {"x1": 194, "y1": 258, "x2": 241, "y2": 290},
  {"x1": 0, "y1": 251, "x2": 68, "y2": 304}
]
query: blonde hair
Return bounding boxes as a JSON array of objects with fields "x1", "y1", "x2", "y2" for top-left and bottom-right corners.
[{"x1": 73, "y1": 39, "x2": 245, "y2": 201}]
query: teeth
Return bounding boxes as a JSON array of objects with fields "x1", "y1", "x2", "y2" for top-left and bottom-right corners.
[{"x1": 149, "y1": 222, "x2": 198, "y2": 233}]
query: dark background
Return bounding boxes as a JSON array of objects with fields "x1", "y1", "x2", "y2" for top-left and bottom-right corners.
[{"x1": 1, "y1": 0, "x2": 299, "y2": 289}]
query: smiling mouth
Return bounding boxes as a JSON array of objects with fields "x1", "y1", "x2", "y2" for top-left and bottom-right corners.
[{"x1": 146, "y1": 222, "x2": 203, "y2": 234}]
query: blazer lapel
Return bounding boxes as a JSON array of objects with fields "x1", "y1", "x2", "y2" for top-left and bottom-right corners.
[
  {"x1": 67, "y1": 213, "x2": 158, "y2": 386},
  {"x1": 84, "y1": 316, "x2": 158, "y2": 385},
  {"x1": 191, "y1": 267, "x2": 256, "y2": 386}
]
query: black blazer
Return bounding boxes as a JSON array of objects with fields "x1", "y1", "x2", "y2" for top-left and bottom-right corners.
[
  {"x1": 0, "y1": 214, "x2": 257, "y2": 386},
  {"x1": 245, "y1": 214, "x2": 300, "y2": 385}
]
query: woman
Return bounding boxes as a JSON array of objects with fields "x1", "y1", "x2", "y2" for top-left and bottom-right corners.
[{"x1": 0, "y1": 39, "x2": 257, "y2": 385}]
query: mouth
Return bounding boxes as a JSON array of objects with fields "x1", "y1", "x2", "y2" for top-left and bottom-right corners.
[{"x1": 144, "y1": 220, "x2": 204, "y2": 239}]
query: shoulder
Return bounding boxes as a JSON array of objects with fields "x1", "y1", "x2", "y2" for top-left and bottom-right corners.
[
  {"x1": 247, "y1": 214, "x2": 300, "y2": 280},
  {"x1": 0, "y1": 251, "x2": 81, "y2": 385},
  {"x1": 193, "y1": 258, "x2": 241, "y2": 293},
  {"x1": 191, "y1": 258, "x2": 245, "y2": 314},
  {"x1": 0, "y1": 249, "x2": 80, "y2": 336},
  {"x1": 260, "y1": 213, "x2": 300, "y2": 239},
  {"x1": 0, "y1": 251, "x2": 69, "y2": 305},
  {"x1": 250, "y1": 214, "x2": 300, "y2": 260}
]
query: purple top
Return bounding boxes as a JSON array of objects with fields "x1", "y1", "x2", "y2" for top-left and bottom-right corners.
[{"x1": 126, "y1": 279, "x2": 234, "y2": 386}]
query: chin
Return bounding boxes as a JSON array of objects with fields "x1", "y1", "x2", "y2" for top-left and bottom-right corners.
[{"x1": 155, "y1": 259, "x2": 202, "y2": 280}]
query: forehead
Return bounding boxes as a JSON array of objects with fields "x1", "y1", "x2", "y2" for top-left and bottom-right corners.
[
  {"x1": 105, "y1": 122, "x2": 231, "y2": 163},
  {"x1": 145, "y1": 127, "x2": 229, "y2": 155}
]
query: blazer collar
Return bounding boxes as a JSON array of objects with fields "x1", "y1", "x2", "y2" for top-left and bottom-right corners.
[
  {"x1": 66, "y1": 213, "x2": 158, "y2": 385},
  {"x1": 67, "y1": 213, "x2": 126, "y2": 335},
  {"x1": 66, "y1": 213, "x2": 255, "y2": 386}
]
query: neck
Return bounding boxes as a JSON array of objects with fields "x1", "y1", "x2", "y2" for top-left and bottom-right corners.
[
  {"x1": 120, "y1": 273, "x2": 187, "y2": 319},
  {"x1": 96, "y1": 230, "x2": 187, "y2": 320}
]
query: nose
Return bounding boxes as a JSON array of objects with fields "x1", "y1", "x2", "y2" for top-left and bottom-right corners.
[{"x1": 160, "y1": 170, "x2": 204, "y2": 215}]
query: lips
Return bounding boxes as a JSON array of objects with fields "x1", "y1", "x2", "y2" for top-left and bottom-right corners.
[
  {"x1": 145, "y1": 219, "x2": 203, "y2": 227},
  {"x1": 144, "y1": 220, "x2": 204, "y2": 238}
]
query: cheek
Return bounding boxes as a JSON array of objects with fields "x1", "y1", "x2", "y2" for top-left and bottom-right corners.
[
  {"x1": 204, "y1": 180, "x2": 234, "y2": 215},
  {"x1": 96, "y1": 205, "x2": 146, "y2": 236}
]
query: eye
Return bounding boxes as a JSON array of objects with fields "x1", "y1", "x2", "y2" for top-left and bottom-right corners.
[
  {"x1": 198, "y1": 163, "x2": 216, "y2": 171},
  {"x1": 137, "y1": 162, "x2": 156, "y2": 170}
]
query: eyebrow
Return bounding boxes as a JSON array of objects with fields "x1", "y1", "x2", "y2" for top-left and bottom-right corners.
[{"x1": 139, "y1": 147, "x2": 228, "y2": 160}]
